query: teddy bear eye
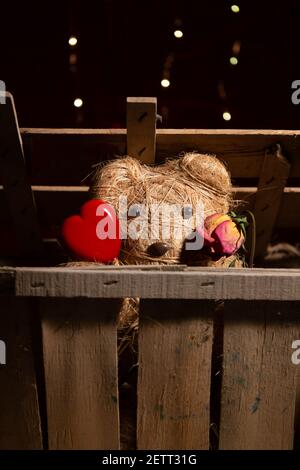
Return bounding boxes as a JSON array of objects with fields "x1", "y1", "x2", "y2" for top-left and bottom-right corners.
[
  {"x1": 127, "y1": 205, "x2": 141, "y2": 219},
  {"x1": 182, "y1": 206, "x2": 193, "y2": 219}
]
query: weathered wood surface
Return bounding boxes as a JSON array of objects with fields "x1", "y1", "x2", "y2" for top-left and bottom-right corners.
[
  {"x1": 4, "y1": 266, "x2": 300, "y2": 300},
  {"x1": 219, "y1": 300, "x2": 299, "y2": 450},
  {"x1": 20, "y1": 129, "x2": 126, "y2": 186},
  {"x1": 0, "y1": 93, "x2": 43, "y2": 255},
  {"x1": 18, "y1": 128, "x2": 300, "y2": 184},
  {"x1": 155, "y1": 129, "x2": 299, "y2": 178},
  {"x1": 234, "y1": 187, "x2": 300, "y2": 229},
  {"x1": 0, "y1": 297, "x2": 43, "y2": 449},
  {"x1": 137, "y1": 299, "x2": 213, "y2": 449},
  {"x1": 253, "y1": 144, "x2": 291, "y2": 257},
  {"x1": 126, "y1": 97, "x2": 157, "y2": 164},
  {"x1": 294, "y1": 369, "x2": 300, "y2": 449},
  {"x1": 41, "y1": 298, "x2": 120, "y2": 449}
]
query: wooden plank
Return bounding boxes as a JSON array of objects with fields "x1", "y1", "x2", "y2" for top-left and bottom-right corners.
[
  {"x1": 137, "y1": 299, "x2": 213, "y2": 449},
  {"x1": 156, "y1": 129, "x2": 299, "y2": 178},
  {"x1": 40, "y1": 298, "x2": 120, "y2": 449},
  {"x1": 18, "y1": 128, "x2": 300, "y2": 183},
  {"x1": 0, "y1": 93, "x2": 43, "y2": 256},
  {"x1": 276, "y1": 188, "x2": 300, "y2": 229},
  {"x1": 253, "y1": 144, "x2": 291, "y2": 257},
  {"x1": 14, "y1": 267, "x2": 300, "y2": 301},
  {"x1": 0, "y1": 297, "x2": 43, "y2": 449},
  {"x1": 219, "y1": 300, "x2": 299, "y2": 450},
  {"x1": 21, "y1": 130, "x2": 126, "y2": 186},
  {"x1": 126, "y1": 97, "x2": 157, "y2": 164},
  {"x1": 294, "y1": 369, "x2": 300, "y2": 449}
]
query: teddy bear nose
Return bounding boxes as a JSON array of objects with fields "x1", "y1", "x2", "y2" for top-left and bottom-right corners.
[{"x1": 147, "y1": 242, "x2": 170, "y2": 257}]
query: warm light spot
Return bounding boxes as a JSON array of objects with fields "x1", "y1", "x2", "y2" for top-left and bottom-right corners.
[
  {"x1": 161, "y1": 79, "x2": 170, "y2": 88},
  {"x1": 74, "y1": 98, "x2": 83, "y2": 108},
  {"x1": 68, "y1": 36, "x2": 78, "y2": 46},
  {"x1": 230, "y1": 56, "x2": 238, "y2": 65},
  {"x1": 174, "y1": 30, "x2": 183, "y2": 38},
  {"x1": 231, "y1": 5, "x2": 240, "y2": 13},
  {"x1": 223, "y1": 112, "x2": 231, "y2": 121}
]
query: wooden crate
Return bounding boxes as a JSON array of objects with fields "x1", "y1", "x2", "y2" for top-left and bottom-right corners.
[{"x1": 0, "y1": 95, "x2": 299, "y2": 450}]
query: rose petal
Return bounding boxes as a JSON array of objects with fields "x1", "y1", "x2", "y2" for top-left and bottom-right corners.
[
  {"x1": 213, "y1": 220, "x2": 244, "y2": 255},
  {"x1": 205, "y1": 213, "x2": 231, "y2": 237},
  {"x1": 197, "y1": 225, "x2": 215, "y2": 245}
]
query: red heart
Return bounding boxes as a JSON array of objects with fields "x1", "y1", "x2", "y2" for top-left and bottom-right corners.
[{"x1": 62, "y1": 199, "x2": 121, "y2": 263}]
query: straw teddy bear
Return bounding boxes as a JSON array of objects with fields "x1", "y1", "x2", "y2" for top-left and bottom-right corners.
[{"x1": 89, "y1": 152, "x2": 244, "y2": 268}]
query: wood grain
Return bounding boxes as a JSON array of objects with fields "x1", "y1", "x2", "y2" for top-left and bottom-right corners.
[
  {"x1": 233, "y1": 187, "x2": 300, "y2": 230},
  {"x1": 253, "y1": 144, "x2": 291, "y2": 257},
  {"x1": 40, "y1": 298, "x2": 120, "y2": 449},
  {"x1": 294, "y1": 368, "x2": 300, "y2": 449},
  {"x1": 126, "y1": 97, "x2": 157, "y2": 164},
  {"x1": 18, "y1": 128, "x2": 300, "y2": 184},
  {"x1": 0, "y1": 93, "x2": 43, "y2": 256},
  {"x1": 137, "y1": 299, "x2": 214, "y2": 449},
  {"x1": 14, "y1": 266, "x2": 300, "y2": 301},
  {"x1": 21, "y1": 129, "x2": 126, "y2": 186},
  {"x1": 0, "y1": 297, "x2": 42, "y2": 449},
  {"x1": 219, "y1": 300, "x2": 299, "y2": 450}
]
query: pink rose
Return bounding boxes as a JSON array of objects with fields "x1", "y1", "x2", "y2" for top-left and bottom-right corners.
[{"x1": 199, "y1": 213, "x2": 245, "y2": 255}]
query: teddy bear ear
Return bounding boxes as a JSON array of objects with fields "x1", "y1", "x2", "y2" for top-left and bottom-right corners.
[
  {"x1": 179, "y1": 152, "x2": 232, "y2": 193},
  {"x1": 89, "y1": 156, "x2": 144, "y2": 201}
]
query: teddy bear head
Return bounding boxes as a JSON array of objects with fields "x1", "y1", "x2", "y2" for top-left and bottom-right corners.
[{"x1": 89, "y1": 153, "x2": 233, "y2": 265}]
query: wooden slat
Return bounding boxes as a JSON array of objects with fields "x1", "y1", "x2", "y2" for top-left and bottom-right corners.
[
  {"x1": 137, "y1": 299, "x2": 213, "y2": 449},
  {"x1": 294, "y1": 369, "x2": 300, "y2": 449},
  {"x1": 126, "y1": 97, "x2": 157, "y2": 164},
  {"x1": 253, "y1": 144, "x2": 291, "y2": 257},
  {"x1": 0, "y1": 297, "x2": 43, "y2": 449},
  {"x1": 276, "y1": 188, "x2": 300, "y2": 229},
  {"x1": 155, "y1": 129, "x2": 299, "y2": 178},
  {"x1": 21, "y1": 130, "x2": 126, "y2": 186},
  {"x1": 13, "y1": 267, "x2": 300, "y2": 301},
  {"x1": 18, "y1": 128, "x2": 300, "y2": 184},
  {"x1": 219, "y1": 300, "x2": 299, "y2": 450},
  {"x1": 0, "y1": 93, "x2": 43, "y2": 256},
  {"x1": 41, "y1": 298, "x2": 120, "y2": 449}
]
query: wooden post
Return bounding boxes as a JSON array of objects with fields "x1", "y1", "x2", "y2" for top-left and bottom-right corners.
[
  {"x1": 126, "y1": 97, "x2": 157, "y2": 164},
  {"x1": 0, "y1": 297, "x2": 43, "y2": 449},
  {"x1": 0, "y1": 92, "x2": 43, "y2": 257},
  {"x1": 41, "y1": 298, "x2": 121, "y2": 450},
  {"x1": 253, "y1": 143, "x2": 291, "y2": 258},
  {"x1": 137, "y1": 299, "x2": 214, "y2": 449},
  {"x1": 219, "y1": 300, "x2": 298, "y2": 450}
]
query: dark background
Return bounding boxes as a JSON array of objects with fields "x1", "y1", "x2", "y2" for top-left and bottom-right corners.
[{"x1": 1, "y1": 0, "x2": 300, "y2": 129}]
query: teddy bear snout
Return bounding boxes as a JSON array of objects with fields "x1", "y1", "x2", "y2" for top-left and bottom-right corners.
[{"x1": 147, "y1": 242, "x2": 170, "y2": 257}]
